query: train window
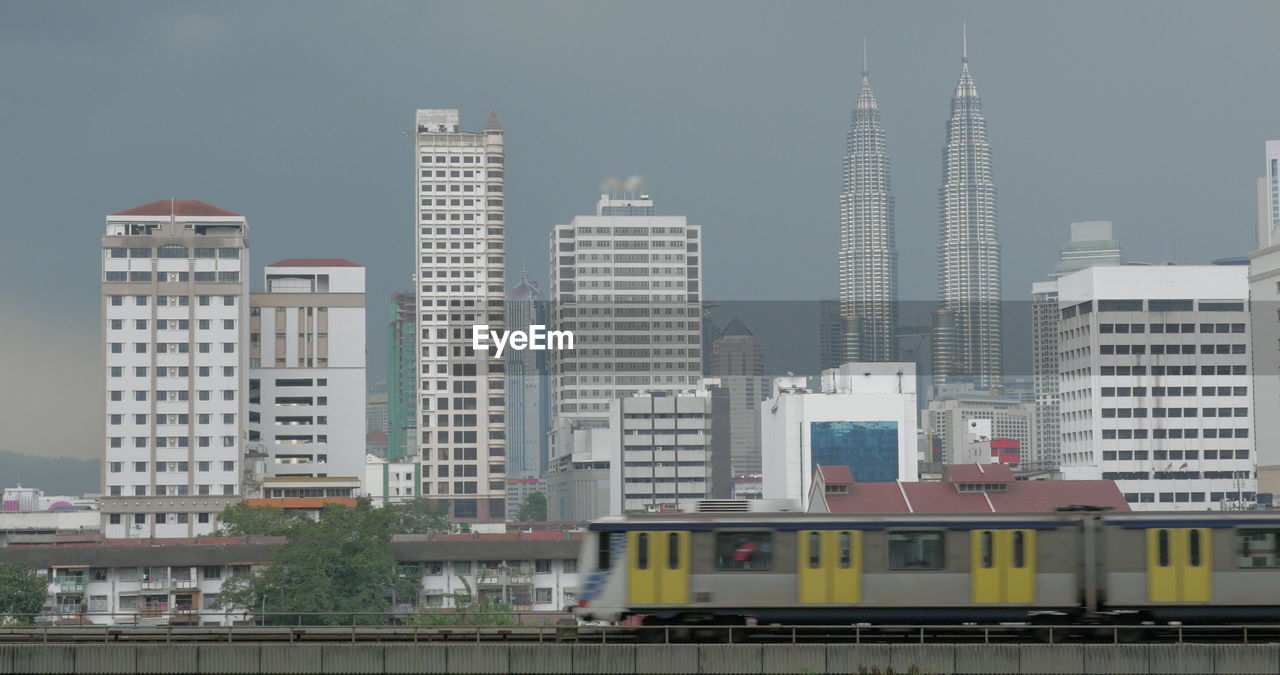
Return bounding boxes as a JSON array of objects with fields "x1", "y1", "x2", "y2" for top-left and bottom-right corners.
[
  {"x1": 888, "y1": 531, "x2": 945, "y2": 570},
  {"x1": 1158, "y1": 530, "x2": 1170, "y2": 567},
  {"x1": 981, "y1": 531, "x2": 994, "y2": 568},
  {"x1": 668, "y1": 533, "x2": 679, "y2": 570},
  {"x1": 1012, "y1": 531, "x2": 1025, "y2": 568},
  {"x1": 637, "y1": 533, "x2": 649, "y2": 570},
  {"x1": 839, "y1": 532, "x2": 852, "y2": 569},
  {"x1": 1236, "y1": 530, "x2": 1280, "y2": 568},
  {"x1": 1189, "y1": 530, "x2": 1202, "y2": 567},
  {"x1": 808, "y1": 532, "x2": 821, "y2": 569},
  {"x1": 714, "y1": 532, "x2": 773, "y2": 571},
  {"x1": 597, "y1": 533, "x2": 612, "y2": 570}
]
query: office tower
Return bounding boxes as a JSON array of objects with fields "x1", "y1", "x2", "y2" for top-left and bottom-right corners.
[
  {"x1": 413, "y1": 108, "x2": 508, "y2": 522},
  {"x1": 365, "y1": 393, "x2": 389, "y2": 434},
  {"x1": 761, "y1": 363, "x2": 918, "y2": 503},
  {"x1": 1031, "y1": 221, "x2": 1124, "y2": 469},
  {"x1": 247, "y1": 259, "x2": 366, "y2": 481},
  {"x1": 387, "y1": 291, "x2": 416, "y2": 460},
  {"x1": 1258, "y1": 140, "x2": 1280, "y2": 249},
  {"x1": 506, "y1": 271, "x2": 549, "y2": 478},
  {"x1": 838, "y1": 45, "x2": 897, "y2": 363},
  {"x1": 547, "y1": 193, "x2": 703, "y2": 430},
  {"x1": 935, "y1": 28, "x2": 1002, "y2": 388},
  {"x1": 818, "y1": 299, "x2": 843, "y2": 372},
  {"x1": 1251, "y1": 143, "x2": 1280, "y2": 498},
  {"x1": 100, "y1": 200, "x2": 248, "y2": 537},
  {"x1": 709, "y1": 318, "x2": 766, "y2": 476},
  {"x1": 1058, "y1": 266, "x2": 1255, "y2": 511},
  {"x1": 607, "y1": 388, "x2": 716, "y2": 515}
]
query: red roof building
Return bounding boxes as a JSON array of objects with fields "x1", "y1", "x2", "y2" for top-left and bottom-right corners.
[{"x1": 809, "y1": 463, "x2": 1130, "y2": 513}]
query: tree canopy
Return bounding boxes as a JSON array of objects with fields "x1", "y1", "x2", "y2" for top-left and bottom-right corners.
[
  {"x1": 515, "y1": 492, "x2": 548, "y2": 522},
  {"x1": 214, "y1": 501, "x2": 419, "y2": 625},
  {"x1": 0, "y1": 562, "x2": 49, "y2": 625}
]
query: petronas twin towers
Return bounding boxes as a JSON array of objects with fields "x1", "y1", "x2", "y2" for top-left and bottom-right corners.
[{"x1": 838, "y1": 29, "x2": 1002, "y2": 388}]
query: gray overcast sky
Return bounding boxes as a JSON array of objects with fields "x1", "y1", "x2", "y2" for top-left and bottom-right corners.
[{"x1": 2, "y1": 1, "x2": 1277, "y2": 459}]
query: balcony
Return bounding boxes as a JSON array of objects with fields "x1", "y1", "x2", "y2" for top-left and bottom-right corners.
[
  {"x1": 56, "y1": 578, "x2": 86, "y2": 593},
  {"x1": 142, "y1": 579, "x2": 169, "y2": 591},
  {"x1": 172, "y1": 578, "x2": 198, "y2": 590}
]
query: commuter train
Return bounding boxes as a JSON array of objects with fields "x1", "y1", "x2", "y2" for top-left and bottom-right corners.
[{"x1": 571, "y1": 508, "x2": 1280, "y2": 627}]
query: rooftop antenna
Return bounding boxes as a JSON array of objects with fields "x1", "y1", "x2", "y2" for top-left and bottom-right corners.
[
  {"x1": 862, "y1": 34, "x2": 868, "y2": 76},
  {"x1": 170, "y1": 197, "x2": 175, "y2": 227},
  {"x1": 962, "y1": 18, "x2": 968, "y2": 63}
]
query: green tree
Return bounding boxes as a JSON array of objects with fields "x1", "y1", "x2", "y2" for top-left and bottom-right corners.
[
  {"x1": 0, "y1": 562, "x2": 49, "y2": 625},
  {"x1": 515, "y1": 492, "x2": 548, "y2": 522},
  {"x1": 388, "y1": 498, "x2": 459, "y2": 535},
  {"x1": 213, "y1": 502, "x2": 307, "y2": 537},
  {"x1": 215, "y1": 501, "x2": 414, "y2": 625}
]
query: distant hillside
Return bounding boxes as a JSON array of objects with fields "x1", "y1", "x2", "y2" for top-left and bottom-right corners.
[{"x1": 0, "y1": 450, "x2": 100, "y2": 496}]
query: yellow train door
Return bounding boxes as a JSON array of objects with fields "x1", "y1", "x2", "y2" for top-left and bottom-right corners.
[
  {"x1": 628, "y1": 531, "x2": 690, "y2": 605},
  {"x1": 971, "y1": 529, "x2": 1036, "y2": 603},
  {"x1": 798, "y1": 530, "x2": 861, "y2": 604},
  {"x1": 1147, "y1": 528, "x2": 1211, "y2": 603}
]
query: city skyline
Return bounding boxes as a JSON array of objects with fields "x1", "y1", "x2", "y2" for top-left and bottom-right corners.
[{"x1": 5, "y1": 2, "x2": 1280, "y2": 459}]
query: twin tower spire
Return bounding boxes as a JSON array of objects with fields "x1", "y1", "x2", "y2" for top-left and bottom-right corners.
[{"x1": 837, "y1": 25, "x2": 1002, "y2": 389}]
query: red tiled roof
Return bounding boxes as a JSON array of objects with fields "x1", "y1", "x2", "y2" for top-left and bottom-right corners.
[
  {"x1": 269, "y1": 258, "x2": 361, "y2": 268},
  {"x1": 817, "y1": 465, "x2": 854, "y2": 485},
  {"x1": 821, "y1": 474, "x2": 1130, "y2": 514},
  {"x1": 944, "y1": 463, "x2": 1015, "y2": 484},
  {"x1": 112, "y1": 200, "x2": 240, "y2": 217}
]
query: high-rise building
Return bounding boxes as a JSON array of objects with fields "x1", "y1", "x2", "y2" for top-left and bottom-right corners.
[
  {"x1": 248, "y1": 259, "x2": 366, "y2": 481},
  {"x1": 547, "y1": 192, "x2": 702, "y2": 438},
  {"x1": 925, "y1": 392, "x2": 1033, "y2": 466},
  {"x1": 709, "y1": 318, "x2": 766, "y2": 476},
  {"x1": 1258, "y1": 140, "x2": 1280, "y2": 249},
  {"x1": 818, "y1": 299, "x2": 843, "y2": 372},
  {"x1": 387, "y1": 291, "x2": 416, "y2": 461},
  {"x1": 506, "y1": 271, "x2": 549, "y2": 478},
  {"x1": 838, "y1": 45, "x2": 897, "y2": 363},
  {"x1": 608, "y1": 388, "x2": 716, "y2": 515},
  {"x1": 1032, "y1": 221, "x2": 1125, "y2": 469},
  {"x1": 100, "y1": 200, "x2": 249, "y2": 537},
  {"x1": 761, "y1": 363, "x2": 919, "y2": 504},
  {"x1": 413, "y1": 108, "x2": 508, "y2": 522},
  {"x1": 1250, "y1": 142, "x2": 1280, "y2": 499},
  {"x1": 935, "y1": 28, "x2": 1002, "y2": 389},
  {"x1": 1058, "y1": 266, "x2": 1255, "y2": 511}
]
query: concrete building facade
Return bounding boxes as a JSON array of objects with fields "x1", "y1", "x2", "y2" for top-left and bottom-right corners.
[
  {"x1": 1058, "y1": 266, "x2": 1256, "y2": 510},
  {"x1": 248, "y1": 260, "x2": 366, "y2": 482},
  {"x1": 100, "y1": 200, "x2": 249, "y2": 538}
]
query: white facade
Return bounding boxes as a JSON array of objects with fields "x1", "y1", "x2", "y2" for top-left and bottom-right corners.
[
  {"x1": 413, "y1": 108, "x2": 508, "y2": 522},
  {"x1": 1259, "y1": 140, "x2": 1280, "y2": 249},
  {"x1": 762, "y1": 363, "x2": 919, "y2": 503},
  {"x1": 1058, "y1": 266, "x2": 1256, "y2": 510},
  {"x1": 1249, "y1": 244, "x2": 1280, "y2": 498},
  {"x1": 607, "y1": 388, "x2": 714, "y2": 515},
  {"x1": 365, "y1": 454, "x2": 421, "y2": 505},
  {"x1": 249, "y1": 261, "x2": 366, "y2": 481},
  {"x1": 101, "y1": 201, "x2": 249, "y2": 538}
]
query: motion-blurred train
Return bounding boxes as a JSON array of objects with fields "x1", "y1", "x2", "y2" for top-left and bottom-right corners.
[{"x1": 572, "y1": 506, "x2": 1280, "y2": 627}]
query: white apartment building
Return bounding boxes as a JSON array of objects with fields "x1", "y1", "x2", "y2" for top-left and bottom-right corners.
[
  {"x1": 762, "y1": 363, "x2": 919, "y2": 503},
  {"x1": 365, "y1": 454, "x2": 421, "y2": 505},
  {"x1": 248, "y1": 259, "x2": 366, "y2": 481},
  {"x1": 414, "y1": 108, "x2": 508, "y2": 522},
  {"x1": 1058, "y1": 266, "x2": 1256, "y2": 510},
  {"x1": 608, "y1": 388, "x2": 715, "y2": 515},
  {"x1": 101, "y1": 200, "x2": 248, "y2": 538}
]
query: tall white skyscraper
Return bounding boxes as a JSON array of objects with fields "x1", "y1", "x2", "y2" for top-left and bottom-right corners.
[
  {"x1": 413, "y1": 108, "x2": 508, "y2": 522},
  {"x1": 838, "y1": 46, "x2": 897, "y2": 363},
  {"x1": 935, "y1": 29, "x2": 1002, "y2": 388},
  {"x1": 1258, "y1": 140, "x2": 1280, "y2": 249},
  {"x1": 1058, "y1": 266, "x2": 1255, "y2": 511},
  {"x1": 248, "y1": 259, "x2": 367, "y2": 481},
  {"x1": 100, "y1": 200, "x2": 249, "y2": 537}
]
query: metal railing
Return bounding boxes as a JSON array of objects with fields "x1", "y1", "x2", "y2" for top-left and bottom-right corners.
[{"x1": 3, "y1": 616, "x2": 1280, "y2": 645}]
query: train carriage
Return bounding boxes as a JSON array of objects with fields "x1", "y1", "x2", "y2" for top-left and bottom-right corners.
[{"x1": 574, "y1": 510, "x2": 1087, "y2": 626}]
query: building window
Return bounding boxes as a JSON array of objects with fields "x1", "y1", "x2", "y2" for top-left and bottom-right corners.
[
  {"x1": 887, "y1": 531, "x2": 946, "y2": 570},
  {"x1": 714, "y1": 531, "x2": 773, "y2": 571}
]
